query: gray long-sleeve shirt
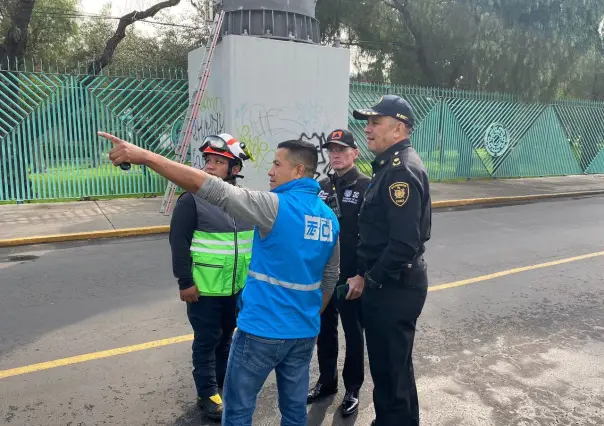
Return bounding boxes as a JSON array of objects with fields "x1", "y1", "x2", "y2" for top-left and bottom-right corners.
[{"x1": 196, "y1": 176, "x2": 340, "y2": 295}]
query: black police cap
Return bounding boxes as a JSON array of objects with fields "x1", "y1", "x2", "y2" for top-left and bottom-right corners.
[
  {"x1": 324, "y1": 129, "x2": 357, "y2": 149},
  {"x1": 353, "y1": 95, "x2": 415, "y2": 127}
]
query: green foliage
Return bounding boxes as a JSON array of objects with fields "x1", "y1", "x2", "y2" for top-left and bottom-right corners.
[
  {"x1": 3, "y1": 0, "x2": 604, "y2": 100},
  {"x1": 2, "y1": 0, "x2": 207, "y2": 73},
  {"x1": 316, "y1": 0, "x2": 604, "y2": 101},
  {"x1": 27, "y1": 0, "x2": 79, "y2": 64}
]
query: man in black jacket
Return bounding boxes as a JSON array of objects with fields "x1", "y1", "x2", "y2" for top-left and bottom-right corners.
[
  {"x1": 351, "y1": 96, "x2": 431, "y2": 426},
  {"x1": 169, "y1": 133, "x2": 255, "y2": 421},
  {"x1": 307, "y1": 129, "x2": 371, "y2": 416}
]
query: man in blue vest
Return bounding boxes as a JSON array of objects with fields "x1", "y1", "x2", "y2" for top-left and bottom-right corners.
[{"x1": 98, "y1": 132, "x2": 341, "y2": 426}]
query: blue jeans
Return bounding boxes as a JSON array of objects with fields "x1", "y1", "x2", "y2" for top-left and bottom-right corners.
[{"x1": 222, "y1": 330, "x2": 317, "y2": 426}]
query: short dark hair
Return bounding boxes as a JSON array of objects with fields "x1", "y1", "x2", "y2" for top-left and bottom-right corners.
[{"x1": 277, "y1": 139, "x2": 318, "y2": 178}]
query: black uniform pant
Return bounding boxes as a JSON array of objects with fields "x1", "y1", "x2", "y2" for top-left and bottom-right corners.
[
  {"x1": 316, "y1": 282, "x2": 365, "y2": 392},
  {"x1": 186, "y1": 292, "x2": 238, "y2": 399},
  {"x1": 363, "y1": 258, "x2": 428, "y2": 426}
]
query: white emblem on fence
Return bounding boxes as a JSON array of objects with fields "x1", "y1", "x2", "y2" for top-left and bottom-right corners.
[{"x1": 484, "y1": 123, "x2": 510, "y2": 157}]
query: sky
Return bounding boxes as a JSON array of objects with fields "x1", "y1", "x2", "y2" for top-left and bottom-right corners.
[
  {"x1": 78, "y1": 0, "x2": 361, "y2": 71},
  {"x1": 80, "y1": 0, "x2": 196, "y2": 15},
  {"x1": 79, "y1": 0, "x2": 198, "y2": 35}
]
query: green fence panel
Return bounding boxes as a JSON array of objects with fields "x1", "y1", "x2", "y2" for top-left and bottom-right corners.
[
  {"x1": 2, "y1": 71, "x2": 604, "y2": 203},
  {"x1": 408, "y1": 101, "x2": 441, "y2": 181},
  {"x1": 348, "y1": 81, "x2": 604, "y2": 181},
  {"x1": 0, "y1": 67, "x2": 188, "y2": 202},
  {"x1": 495, "y1": 107, "x2": 582, "y2": 178},
  {"x1": 586, "y1": 150, "x2": 604, "y2": 173},
  {"x1": 395, "y1": 90, "x2": 441, "y2": 181},
  {"x1": 553, "y1": 101, "x2": 604, "y2": 173},
  {"x1": 445, "y1": 98, "x2": 547, "y2": 176},
  {"x1": 439, "y1": 101, "x2": 491, "y2": 180}
]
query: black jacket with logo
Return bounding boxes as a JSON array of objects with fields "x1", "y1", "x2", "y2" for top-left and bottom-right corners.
[
  {"x1": 357, "y1": 139, "x2": 432, "y2": 285},
  {"x1": 319, "y1": 167, "x2": 371, "y2": 284}
]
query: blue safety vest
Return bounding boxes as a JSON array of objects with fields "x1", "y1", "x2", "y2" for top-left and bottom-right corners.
[{"x1": 237, "y1": 177, "x2": 340, "y2": 339}]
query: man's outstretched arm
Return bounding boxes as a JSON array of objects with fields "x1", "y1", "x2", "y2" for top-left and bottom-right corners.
[
  {"x1": 97, "y1": 132, "x2": 278, "y2": 235},
  {"x1": 99, "y1": 132, "x2": 208, "y2": 194}
]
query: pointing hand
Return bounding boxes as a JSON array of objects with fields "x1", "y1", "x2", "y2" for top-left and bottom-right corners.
[{"x1": 98, "y1": 132, "x2": 150, "y2": 167}]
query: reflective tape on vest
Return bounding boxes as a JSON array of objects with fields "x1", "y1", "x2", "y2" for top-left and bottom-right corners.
[
  {"x1": 191, "y1": 247, "x2": 252, "y2": 255},
  {"x1": 248, "y1": 271, "x2": 321, "y2": 291},
  {"x1": 192, "y1": 238, "x2": 253, "y2": 246}
]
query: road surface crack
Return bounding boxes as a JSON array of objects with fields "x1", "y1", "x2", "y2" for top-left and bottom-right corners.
[{"x1": 95, "y1": 201, "x2": 116, "y2": 230}]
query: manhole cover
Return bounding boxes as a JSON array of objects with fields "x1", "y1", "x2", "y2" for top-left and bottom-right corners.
[{"x1": 8, "y1": 254, "x2": 39, "y2": 262}]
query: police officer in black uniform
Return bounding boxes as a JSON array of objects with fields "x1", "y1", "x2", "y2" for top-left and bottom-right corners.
[
  {"x1": 347, "y1": 95, "x2": 431, "y2": 426},
  {"x1": 307, "y1": 129, "x2": 370, "y2": 416}
]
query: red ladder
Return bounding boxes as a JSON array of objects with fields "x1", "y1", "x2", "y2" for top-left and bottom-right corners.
[{"x1": 160, "y1": 10, "x2": 225, "y2": 215}]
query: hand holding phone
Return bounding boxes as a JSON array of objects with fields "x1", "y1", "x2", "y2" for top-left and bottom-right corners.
[{"x1": 336, "y1": 283, "x2": 349, "y2": 300}]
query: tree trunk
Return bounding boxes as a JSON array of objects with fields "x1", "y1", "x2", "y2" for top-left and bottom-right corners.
[
  {"x1": 86, "y1": 0, "x2": 182, "y2": 75},
  {"x1": 0, "y1": 0, "x2": 36, "y2": 69},
  {"x1": 383, "y1": 0, "x2": 438, "y2": 86}
]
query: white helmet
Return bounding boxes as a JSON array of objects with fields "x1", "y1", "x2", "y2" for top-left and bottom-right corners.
[{"x1": 200, "y1": 133, "x2": 253, "y2": 169}]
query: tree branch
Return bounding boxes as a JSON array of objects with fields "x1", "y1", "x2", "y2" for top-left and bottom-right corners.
[
  {"x1": 189, "y1": 0, "x2": 204, "y2": 13},
  {"x1": 381, "y1": 0, "x2": 438, "y2": 86},
  {"x1": 87, "y1": 0, "x2": 181, "y2": 74},
  {"x1": 343, "y1": 39, "x2": 416, "y2": 51}
]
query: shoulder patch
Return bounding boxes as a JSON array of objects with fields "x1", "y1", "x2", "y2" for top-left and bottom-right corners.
[{"x1": 389, "y1": 182, "x2": 410, "y2": 207}]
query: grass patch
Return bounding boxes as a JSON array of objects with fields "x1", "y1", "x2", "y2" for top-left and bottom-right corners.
[{"x1": 1, "y1": 160, "x2": 189, "y2": 203}]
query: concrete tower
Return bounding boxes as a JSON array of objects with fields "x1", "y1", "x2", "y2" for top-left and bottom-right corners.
[
  {"x1": 221, "y1": 0, "x2": 320, "y2": 43},
  {"x1": 189, "y1": 0, "x2": 350, "y2": 190}
]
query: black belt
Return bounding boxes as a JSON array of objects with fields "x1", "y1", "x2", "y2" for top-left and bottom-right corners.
[{"x1": 366, "y1": 255, "x2": 424, "y2": 289}]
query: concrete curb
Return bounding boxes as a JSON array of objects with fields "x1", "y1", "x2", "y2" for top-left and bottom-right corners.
[
  {"x1": 1, "y1": 190, "x2": 603, "y2": 248},
  {"x1": 431, "y1": 190, "x2": 604, "y2": 209},
  {"x1": 0, "y1": 226, "x2": 170, "y2": 248}
]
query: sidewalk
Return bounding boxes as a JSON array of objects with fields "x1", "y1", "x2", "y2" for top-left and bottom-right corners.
[{"x1": 1, "y1": 174, "x2": 604, "y2": 244}]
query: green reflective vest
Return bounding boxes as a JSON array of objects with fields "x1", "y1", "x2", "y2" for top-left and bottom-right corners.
[{"x1": 190, "y1": 229, "x2": 254, "y2": 296}]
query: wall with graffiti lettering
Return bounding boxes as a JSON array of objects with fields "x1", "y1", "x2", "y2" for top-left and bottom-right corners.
[{"x1": 188, "y1": 35, "x2": 350, "y2": 190}]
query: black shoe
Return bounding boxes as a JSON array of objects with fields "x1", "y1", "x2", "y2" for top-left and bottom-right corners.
[
  {"x1": 307, "y1": 382, "x2": 338, "y2": 404},
  {"x1": 341, "y1": 391, "x2": 359, "y2": 416},
  {"x1": 197, "y1": 395, "x2": 223, "y2": 421}
]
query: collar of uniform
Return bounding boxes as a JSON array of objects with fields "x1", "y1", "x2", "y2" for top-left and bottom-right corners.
[
  {"x1": 371, "y1": 139, "x2": 411, "y2": 171},
  {"x1": 332, "y1": 167, "x2": 361, "y2": 185},
  {"x1": 271, "y1": 177, "x2": 320, "y2": 194}
]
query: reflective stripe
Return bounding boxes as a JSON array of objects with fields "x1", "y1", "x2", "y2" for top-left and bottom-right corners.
[
  {"x1": 192, "y1": 238, "x2": 253, "y2": 246},
  {"x1": 191, "y1": 247, "x2": 252, "y2": 255},
  {"x1": 248, "y1": 271, "x2": 321, "y2": 292}
]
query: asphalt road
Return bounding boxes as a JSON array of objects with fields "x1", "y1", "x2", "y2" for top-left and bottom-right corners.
[{"x1": 1, "y1": 196, "x2": 603, "y2": 426}]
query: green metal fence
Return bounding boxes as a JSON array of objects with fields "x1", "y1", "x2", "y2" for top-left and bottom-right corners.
[
  {"x1": 349, "y1": 82, "x2": 604, "y2": 181},
  {"x1": 0, "y1": 65, "x2": 187, "y2": 202},
  {"x1": 2, "y1": 67, "x2": 604, "y2": 203}
]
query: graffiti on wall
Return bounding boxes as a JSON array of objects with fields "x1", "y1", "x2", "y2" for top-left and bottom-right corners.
[
  {"x1": 191, "y1": 96, "x2": 225, "y2": 169},
  {"x1": 234, "y1": 102, "x2": 335, "y2": 180},
  {"x1": 298, "y1": 132, "x2": 333, "y2": 178}
]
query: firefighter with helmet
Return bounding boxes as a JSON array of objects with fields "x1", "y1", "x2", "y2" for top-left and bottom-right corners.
[{"x1": 168, "y1": 133, "x2": 255, "y2": 421}]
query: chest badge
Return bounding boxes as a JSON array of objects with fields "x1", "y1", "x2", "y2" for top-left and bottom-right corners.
[{"x1": 389, "y1": 182, "x2": 410, "y2": 207}]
